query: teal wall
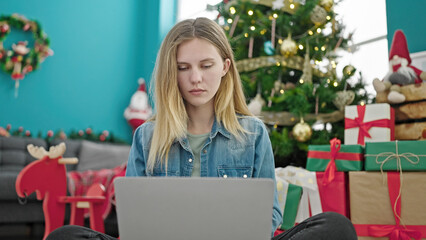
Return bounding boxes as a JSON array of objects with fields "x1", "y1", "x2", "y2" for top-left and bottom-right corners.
[
  {"x1": 386, "y1": 0, "x2": 426, "y2": 53},
  {"x1": 0, "y1": 0, "x2": 177, "y2": 143}
]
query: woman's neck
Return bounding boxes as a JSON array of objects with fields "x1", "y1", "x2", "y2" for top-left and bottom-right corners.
[{"x1": 186, "y1": 104, "x2": 214, "y2": 135}]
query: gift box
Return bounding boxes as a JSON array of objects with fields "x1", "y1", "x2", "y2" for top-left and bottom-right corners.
[
  {"x1": 350, "y1": 171, "x2": 426, "y2": 240},
  {"x1": 275, "y1": 167, "x2": 316, "y2": 230},
  {"x1": 345, "y1": 103, "x2": 395, "y2": 145},
  {"x1": 275, "y1": 166, "x2": 349, "y2": 230},
  {"x1": 275, "y1": 170, "x2": 303, "y2": 230},
  {"x1": 365, "y1": 140, "x2": 426, "y2": 171},
  {"x1": 307, "y1": 138, "x2": 364, "y2": 172},
  {"x1": 315, "y1": 171, "x2": 349, "y2": 218}
]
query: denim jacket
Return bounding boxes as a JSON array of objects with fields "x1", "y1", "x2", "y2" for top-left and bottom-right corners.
[{"x1": 126, "y1": 116, "x2": 283, "y2": 236}]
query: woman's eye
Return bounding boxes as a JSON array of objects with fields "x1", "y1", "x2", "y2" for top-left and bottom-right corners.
[
  {"x1": 178, "y1": 66, "x2": 188, "y2": 71},
  {"x1": 202, "y1": 64, "x2": 212, "y2": 69}
]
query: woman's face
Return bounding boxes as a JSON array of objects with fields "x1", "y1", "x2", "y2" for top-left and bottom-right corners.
[{"x1": 176, "y1": 38, "x2": 230, "y2": 112}]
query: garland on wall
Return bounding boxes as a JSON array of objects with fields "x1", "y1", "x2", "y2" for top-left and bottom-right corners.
[
  {"x1": 0, "y1": 124, "x2": 127, "y2": 144},
  {"x1": 0, "y1": 13, "x2": 53, "y2": 95}
]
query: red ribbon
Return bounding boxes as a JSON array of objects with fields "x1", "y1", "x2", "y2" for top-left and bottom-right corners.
[
  {"x1": 307, "y1": 138, "x2": 362, "y2": 185},
  {"x1": 354, "y1": 172, "x2": 424, "y2": 240},
  {"x1": 322, "y1": 138, "x2": 340, "y2": 185},
  {"x1": 345, "y1": 105, "x2": 392, "y2": 145},
  {"x1": 355, "y1": 224, "x2": 424, "y2": 240}
]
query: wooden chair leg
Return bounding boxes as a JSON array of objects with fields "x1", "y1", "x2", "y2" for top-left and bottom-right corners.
[
  {"x1": 69, "y1": 202, "x2": 85, "y2": 226},
  {"x1": 89, "y1": 203, "x2": 105, "y2": 233}
]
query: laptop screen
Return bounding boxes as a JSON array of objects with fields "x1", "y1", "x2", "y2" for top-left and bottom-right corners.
[{"x1": 114, "y1": 177, "x2": 274, "y2": 240}]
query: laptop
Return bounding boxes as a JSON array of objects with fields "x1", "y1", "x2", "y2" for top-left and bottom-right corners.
[{"x1": 114, "y1": 177, "x2": 274, "y2": 240}]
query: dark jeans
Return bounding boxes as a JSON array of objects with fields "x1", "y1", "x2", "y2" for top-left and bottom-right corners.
[{"x1": 46, "y1": 212, "x2": 357, "y2": 240}]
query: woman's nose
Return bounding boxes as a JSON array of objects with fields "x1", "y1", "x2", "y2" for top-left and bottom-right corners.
[{"x1": 190, "y1": 68, "x2": 202, "y2": 84}]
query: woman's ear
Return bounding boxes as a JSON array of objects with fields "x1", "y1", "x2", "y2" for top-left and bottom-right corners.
[{"x1": 222, "y1": 58, "x2": 231, "y2": 77}]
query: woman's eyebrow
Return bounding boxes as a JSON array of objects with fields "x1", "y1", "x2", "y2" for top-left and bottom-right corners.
[
  {"x1": 200, "y1": 58, "x2": 215, "y2": 62},
  {"x1": 177, "y1": 58, "x2": 215, "y2": 64}
]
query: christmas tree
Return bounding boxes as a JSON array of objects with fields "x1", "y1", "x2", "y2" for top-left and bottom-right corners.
[{"x1": 213, "y1": 0, "x2": 373, "y2": 167}]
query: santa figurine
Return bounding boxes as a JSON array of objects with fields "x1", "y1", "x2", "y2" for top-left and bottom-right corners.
[
  {"x1": 373, "y1": 30, "x2": 426, "y2": 104},
  {"x1": 11, "y1": 41, "x2": 30, "y2": 80},
  {"x1": 124, "y1": 78, "x2": 153, "y2": 130}
]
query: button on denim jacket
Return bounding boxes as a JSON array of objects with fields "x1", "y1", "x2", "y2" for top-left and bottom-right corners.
[{"x1": 126, "y1": 116, "x2": 283, "y2": 236}]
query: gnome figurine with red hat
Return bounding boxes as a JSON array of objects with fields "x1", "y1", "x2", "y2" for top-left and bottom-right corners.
[
  {"x1": 373, "y1": 30, "x2": 426, "y2": 104},
  {"x1": 124, "y1": 78, "x2": 153, "y2": 130}
]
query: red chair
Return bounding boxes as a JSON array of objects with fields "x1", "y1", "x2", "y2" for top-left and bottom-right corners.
[{"x1": 16, "y1": 143, "x2": 107, "y2": 240}]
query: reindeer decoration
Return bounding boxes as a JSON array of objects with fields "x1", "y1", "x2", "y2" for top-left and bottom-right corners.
[{"x1": 15, "y1": 143, "x2": 106, "y2": 240}]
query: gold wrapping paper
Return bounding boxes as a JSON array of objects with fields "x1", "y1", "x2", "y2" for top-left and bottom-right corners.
[{"x1": 349, "y1": 171, "x2": 426, "y2": 240}]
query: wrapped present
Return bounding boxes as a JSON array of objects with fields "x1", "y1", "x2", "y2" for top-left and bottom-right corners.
[
  {"x1": 275, "y1": 166, "x2": 349, "y2": 230},
  {"x1": 365, "y1": 140, "x2": 426, "y2": 171},
  {"x1": 307, "y1": 138, "x2": 364, "y2": 179},
  {"x1": 345, "y1": 103, "x2": 395, "y2": 145},
  {"x1": 275, "y1": 167, "x2": 322, "y2": 229},
  {"x1": 350, "y1": 171, "x2": 426, "y2": 239},
  {"x1": 275, "y1": 169, "x2": 303, "y2": 230},
  {"x1": 315, "y1": 171, "x2": 349, "y2": 218}
]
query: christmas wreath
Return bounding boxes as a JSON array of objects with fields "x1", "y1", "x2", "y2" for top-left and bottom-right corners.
[{"x1": 0, "y1": 13, "x2": 53, "y2": 83}]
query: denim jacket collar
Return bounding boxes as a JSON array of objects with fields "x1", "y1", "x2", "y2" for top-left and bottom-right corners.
[{"x1": 175, "y1": 117, "x2": 231, "y2": 148}]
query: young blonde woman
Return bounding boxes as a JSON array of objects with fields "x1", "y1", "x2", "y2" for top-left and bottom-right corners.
[{"x1": 47, "y1": 17, "x2": 356, "y2": 240}]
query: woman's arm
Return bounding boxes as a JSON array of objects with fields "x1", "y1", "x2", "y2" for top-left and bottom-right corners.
[
  {"x1": 252, "y1": 119, "x2": 283, "y2": 236},
  {"x1": 125, "y1": 124, "x2": 148, "y2": 177}
]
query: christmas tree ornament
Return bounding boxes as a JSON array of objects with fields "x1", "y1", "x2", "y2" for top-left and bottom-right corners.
[
  {"x1": 300, "y1": 49, "x2": 312, "y2": 83},
  {"x1": 124, "y1": 78, "x2": 153, "y2": 131},
  {"x1": 310, "y1": 5, "x2": 327, "y2": 25},
  {"x1": 280, "y1": 34, "x2": 297, "y2": 57},
  {"x1": 0, "y1": 14, "x2": 53, "y2": 96},
  {"x1": 333, "y1": 90, "x2": 355, "y2": 112},
  {"x1": 248, "y1": 93, "x2": 265, "y2": 115},
  {"x1": 264, "y1": 41, "x2": 275, "y2": 55},
  {"x1": 319, "y1": 0, "x2": 334, "y2": 12},
  {"x1": 342, "y1": 64, "x2": 356, "y2": 77},
  {"x1": 292, "y1": 118, "x2": 312, "y2": 142}
]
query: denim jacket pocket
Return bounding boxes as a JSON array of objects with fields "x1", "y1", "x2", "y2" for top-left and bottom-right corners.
[{"x1": 217, "y1": 166, "x2": 253, "y2": 178}]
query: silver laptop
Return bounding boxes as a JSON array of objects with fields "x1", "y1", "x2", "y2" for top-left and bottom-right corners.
[{"x1": 114, "y1": 177, "x2": 274, "y2": 240}]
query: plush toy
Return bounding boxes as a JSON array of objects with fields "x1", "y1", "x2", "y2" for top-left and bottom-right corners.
[
  {"x1": 124, "y1": 78, "x2": 152, "y2": 130},
  {"x1": 373, "y1": 30, "x2": 426, "y2": 104}
]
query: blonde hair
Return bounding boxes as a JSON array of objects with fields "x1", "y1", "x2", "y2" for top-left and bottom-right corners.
[{"x1": 147, "y1": 17, "x2": 252, "y2": 172}]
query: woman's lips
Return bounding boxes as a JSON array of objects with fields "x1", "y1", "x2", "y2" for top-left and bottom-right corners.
[{"x1": 189, "y1": 89, "x2": 205, "y2": 95}]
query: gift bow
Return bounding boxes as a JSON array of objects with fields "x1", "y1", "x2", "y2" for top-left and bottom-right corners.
[
  {"x1": 322, "y1": 138, "x2": 341, "y2": 185},
  {"x1": 345, "y1": 105, "x2": 392, "y2": 145},
  {"x1": 367, "y1": 172, "x2": 422, "y2": 240},
  {"x1": 374, "y1": 141, "x2": 422, "y2": 173}
]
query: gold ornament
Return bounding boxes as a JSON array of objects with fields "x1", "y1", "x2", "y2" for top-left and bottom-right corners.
[
  {"x1": 310, "y1": 5, "x2": 327, "y2": 25},
  {"x1": 333, "y1": 90, "x2": 355, "y2": 111},
  {"x1": 320, "y1": 0, "x2": 334, "y2": 12},
  {"x1": 280, "y1": 35, "x2": 297, "y2": 57},
  {"x1": 343, "y1": 65, "x2": 356, "y2": 77},
  {"x1": 292, "y1": 119, "x2": 312, "y2": 142}
]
